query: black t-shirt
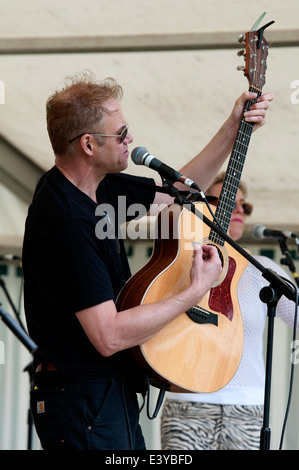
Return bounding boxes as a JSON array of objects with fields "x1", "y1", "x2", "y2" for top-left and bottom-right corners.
[{"x1": 22, "y1": 166, "x2": 156, "y2": 378}]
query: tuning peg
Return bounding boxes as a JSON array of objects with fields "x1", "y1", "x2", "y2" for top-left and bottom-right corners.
[
  {"x1": 237, "y1": 49, "x2": 245, "y2": 56},
  {"x1": 236, "y1": 65, "x2": 245, "y2": 72},
  {"x1": 238, "y1": 34, "x2": 245, "y2": 43}
]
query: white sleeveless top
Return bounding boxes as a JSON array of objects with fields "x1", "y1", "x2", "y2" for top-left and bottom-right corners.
[{"x1": 166, "y1": 256, "x2": 297, "y2": 405}]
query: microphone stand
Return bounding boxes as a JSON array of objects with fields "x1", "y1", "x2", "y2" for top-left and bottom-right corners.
[
  {"x1": 118, "y1": 172, "x2": 297, "y2": 447},
  {"x1": 278, "y1": 237, "x2": 299, "y2": 289},
  {"x1": 0, "y1": 270, "x2": 38, "y2": 353},
  {"x1": 159, "y1": 177, "x2": 298, "y2": 451},
  {"x1": 0, "y1": 304, "x2": 38, "y2": 354},
  {"x1": 274, "y1": 236, "x2": 299, "y2": 450},
  {"x1": 0, "y1": 305, "x2": 37, "y2": 450},
  {"x1": 0, "y1": 271, "x2": 38, "y2": 450},
  {"x1": 0, "y1": 272, "x2": 27, "y2": 331}
]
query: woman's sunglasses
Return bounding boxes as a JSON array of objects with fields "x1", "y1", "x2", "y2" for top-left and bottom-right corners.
[{"x1": 234, "y1": 201, "x2": 253, "y2": 216}]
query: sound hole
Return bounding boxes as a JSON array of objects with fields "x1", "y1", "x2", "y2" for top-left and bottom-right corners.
[
  {"x1": 205, "y1": 241, "x2": 228, "y2": 287},
  {"x1": 216, "y1": 246, "x2": 224, "y2": 266}
]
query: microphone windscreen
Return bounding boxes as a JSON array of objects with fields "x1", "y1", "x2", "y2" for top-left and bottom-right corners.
[
  {"x1": 252, "y1": 224, "x2": 265, "y2": 240},
  {"x1": 131, "y1": 147, "x2": 148, "y2": 165}
]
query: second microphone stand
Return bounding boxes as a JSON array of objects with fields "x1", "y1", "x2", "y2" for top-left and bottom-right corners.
[{"x1": 278, "y1": 236, "x2": 299, "y2": 289}]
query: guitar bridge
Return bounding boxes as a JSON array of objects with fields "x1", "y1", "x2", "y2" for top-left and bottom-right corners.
[{"x1": 186, "y1": 306, "x2": 218, "y2": 326}]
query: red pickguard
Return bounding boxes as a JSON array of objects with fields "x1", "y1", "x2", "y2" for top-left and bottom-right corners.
[{"x1": 209, "y1": 257, "x2": 236, "y2": 321}]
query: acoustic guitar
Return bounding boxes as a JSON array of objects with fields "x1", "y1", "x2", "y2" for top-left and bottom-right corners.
[{"x1": 117, "y1": 17, "x2": 273, "y2": 393}]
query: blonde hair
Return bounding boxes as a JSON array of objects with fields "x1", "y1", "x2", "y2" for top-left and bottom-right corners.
[
  {"x1": 206, "y1": 171, "x2": 248, "y2": 198},
  {"x1": 46, "y1": 71, "x2": 123, "y2": 156}
]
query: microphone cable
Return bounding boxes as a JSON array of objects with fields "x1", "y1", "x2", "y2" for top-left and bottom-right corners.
[{"x1": 278, "y1": 278, "x2": 298, "y2": 450}]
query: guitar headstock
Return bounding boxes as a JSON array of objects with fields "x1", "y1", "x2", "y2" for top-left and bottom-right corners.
[{"x1": 237, "y1": 19, "x2": 274, "y2": 92}]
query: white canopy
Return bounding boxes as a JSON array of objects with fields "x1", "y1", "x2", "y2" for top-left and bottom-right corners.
[{"x1": 0, "y1": 0, "x2": 298, "y2": 252}]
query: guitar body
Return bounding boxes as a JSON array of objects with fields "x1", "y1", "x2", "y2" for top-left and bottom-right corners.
[
  {"x1": 117, "y1": 19, "x2": 272, "y2": 393},
  {"x1": 117, "y1": 202, "x2": 249, "y2": 393}
]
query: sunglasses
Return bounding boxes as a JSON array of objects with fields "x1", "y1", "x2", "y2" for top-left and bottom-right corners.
[
  {"x1": 68, "y1": 125, "x2": 129, "y2": 144},
  {"x1": 234, "y1": 201, "x2": 253, "y2": 216}
]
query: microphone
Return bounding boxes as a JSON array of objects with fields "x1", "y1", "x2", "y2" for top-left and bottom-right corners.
[
  {"x1": 253, "y1": 224, "x2": 296, "y2": 241},
  {"x1": 131, "y1": 146, "x2": 201, "y2": 192}
]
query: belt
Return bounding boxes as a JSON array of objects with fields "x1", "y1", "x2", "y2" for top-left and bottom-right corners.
[{"x1": 36, "y1": 361, "x2": 58, "y2": 372}]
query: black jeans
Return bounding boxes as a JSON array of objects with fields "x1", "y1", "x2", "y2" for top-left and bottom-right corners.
[{"x1": 30, "y1": 372, "x2": 145, "y2": 450}]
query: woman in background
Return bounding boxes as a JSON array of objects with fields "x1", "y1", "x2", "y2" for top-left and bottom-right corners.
[{"x1": 161, "y1": 172, "x2": 298, "y2": 450}]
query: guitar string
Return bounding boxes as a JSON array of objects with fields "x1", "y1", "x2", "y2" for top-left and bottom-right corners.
[
  {"x1": 210, "y1": 119, "x2": 251, "y2": 243},
  {"x1": 205, "y1": 35, "x2": 267, "y2": 246},
  {"x1": 209, "y1": 90, "x2": 261, "y2": 246},
  {"x1": 187, "y1": 37, "x2": 268, "y2": 318}
]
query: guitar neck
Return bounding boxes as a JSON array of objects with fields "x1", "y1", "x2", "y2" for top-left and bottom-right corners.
[{"x1": 210, "y1": 86, "x2": 262, "y2": 246}]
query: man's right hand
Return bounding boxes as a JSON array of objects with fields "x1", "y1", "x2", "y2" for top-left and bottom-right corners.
[{"x1": 189, "y1": 243, "x2": 222, "y2": 301}]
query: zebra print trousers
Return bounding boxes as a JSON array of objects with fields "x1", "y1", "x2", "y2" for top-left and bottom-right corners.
[{"x1": 161, "y1": 399, "x2": 264, "y2": 450}]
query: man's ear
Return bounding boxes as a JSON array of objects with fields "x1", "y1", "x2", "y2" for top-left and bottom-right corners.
[{"x1": 80, "y1": 135, "x2": 94, "y2": 155}]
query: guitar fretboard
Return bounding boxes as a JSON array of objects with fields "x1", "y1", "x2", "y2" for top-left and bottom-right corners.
[{"x1": 210, "y1": 86, "x2": 262, "y2": 246}]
